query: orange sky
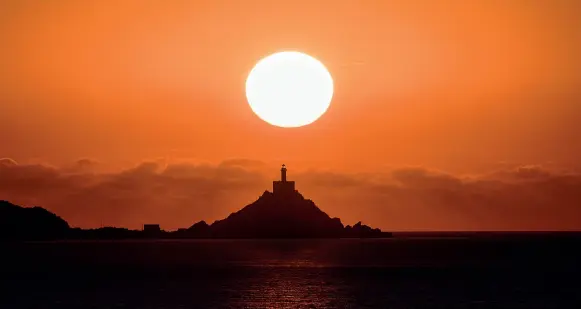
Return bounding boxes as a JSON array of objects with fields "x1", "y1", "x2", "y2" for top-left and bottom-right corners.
[{"x1": 1, "y1": 1, "x2": 580, "y2": 230}]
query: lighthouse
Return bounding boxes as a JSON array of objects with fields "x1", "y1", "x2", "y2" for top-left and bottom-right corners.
[
  {"x1": 273, "y1": 164, "x2": 296, "y2": 195},
  {"x1": 281, "y1": 164, "x2": 287, "y2": 181}
]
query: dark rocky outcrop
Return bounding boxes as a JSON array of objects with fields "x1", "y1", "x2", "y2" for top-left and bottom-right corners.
[
  {"x1": 344, "y1": 221, "x2": 384, "y2": 238},
  {"x1": 208, "y1": 190, "x2": 346, "y2": 238},
  {"x1": 178, "y1": 190, "x2": 390, "y2": 239}
]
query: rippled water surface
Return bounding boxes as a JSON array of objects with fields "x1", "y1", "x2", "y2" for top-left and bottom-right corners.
[{"x1": 2, "y1": 238, "x2": 580, "y2": 308}]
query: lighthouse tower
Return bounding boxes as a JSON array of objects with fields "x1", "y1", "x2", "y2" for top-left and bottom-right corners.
[{"x1": 273, "y1": 164, "x2": 296, "y2": 196}]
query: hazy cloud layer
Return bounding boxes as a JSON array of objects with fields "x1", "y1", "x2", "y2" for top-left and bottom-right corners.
[{"x1": 1, "y1": 160, "x2": 580, "y2": 231}]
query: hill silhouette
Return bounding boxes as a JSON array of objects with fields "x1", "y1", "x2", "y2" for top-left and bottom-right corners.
[
  {"x1": 208, "y1": 190, "x2": 343, "y2": 238},
  {"x1": 182, "y1": 190, "x2": 385, "y2": 238},
  {"x1": 0, "y1": 200, "x2": 69, "y2": 240}
]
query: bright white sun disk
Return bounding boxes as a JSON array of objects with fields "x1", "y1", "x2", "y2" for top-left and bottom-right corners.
[{"x1": 245, "y1": 52, "x2": 334, "y2": 127}]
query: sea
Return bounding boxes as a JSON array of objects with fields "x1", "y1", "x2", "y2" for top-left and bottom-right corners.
[{"x1": 1, "y1": 236, "x2": 580, "y2": 308}]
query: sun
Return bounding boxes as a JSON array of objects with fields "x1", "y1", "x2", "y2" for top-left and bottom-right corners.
[{"x1": 245, "y1": 51, "x2": 334, "y2": 128}]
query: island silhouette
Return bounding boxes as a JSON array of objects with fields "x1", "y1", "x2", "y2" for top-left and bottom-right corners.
[{"x1": 0, "y1": 165, "x2": 391, "y2": 240}]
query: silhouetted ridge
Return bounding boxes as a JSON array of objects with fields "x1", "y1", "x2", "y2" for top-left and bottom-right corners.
[
  {"x1": 209, "y1": 190, "x2": 346, "y2": 238},
  {"x1": 0, "y1": 200, "x2": 69, "y2": 240}
]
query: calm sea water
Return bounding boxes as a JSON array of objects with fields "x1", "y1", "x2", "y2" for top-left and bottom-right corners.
[{"x1": 1, "y1": 237, "x2": 580, "y2": 308}]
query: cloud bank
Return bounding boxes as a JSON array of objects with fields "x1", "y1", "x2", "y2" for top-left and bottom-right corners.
[{"x1": 1, "y1": 160, "x2": 580, "y2": 231}]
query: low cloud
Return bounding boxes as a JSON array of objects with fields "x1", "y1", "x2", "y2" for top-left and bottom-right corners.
[
  {"x1": 0, "y1": 158, "x2": 18, "y2": 167},
  {"x1": 294, "y1": 165, "x2": 581, "y2": 231},
  {"x1": 1, "y1": 160, "x2": 580, "y2": 231}
]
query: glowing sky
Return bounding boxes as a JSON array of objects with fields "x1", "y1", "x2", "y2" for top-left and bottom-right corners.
[{"x1": 1, "y1": 0, "x2": 580, "y2": 230}]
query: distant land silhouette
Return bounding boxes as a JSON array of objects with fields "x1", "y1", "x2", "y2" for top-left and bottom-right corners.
[
  {"x1": 0, "y1": 165, "x2": 391, "y2": 240},
  {"x1": 0, "y1": 200, "x2": 70, "y2": 240}
]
